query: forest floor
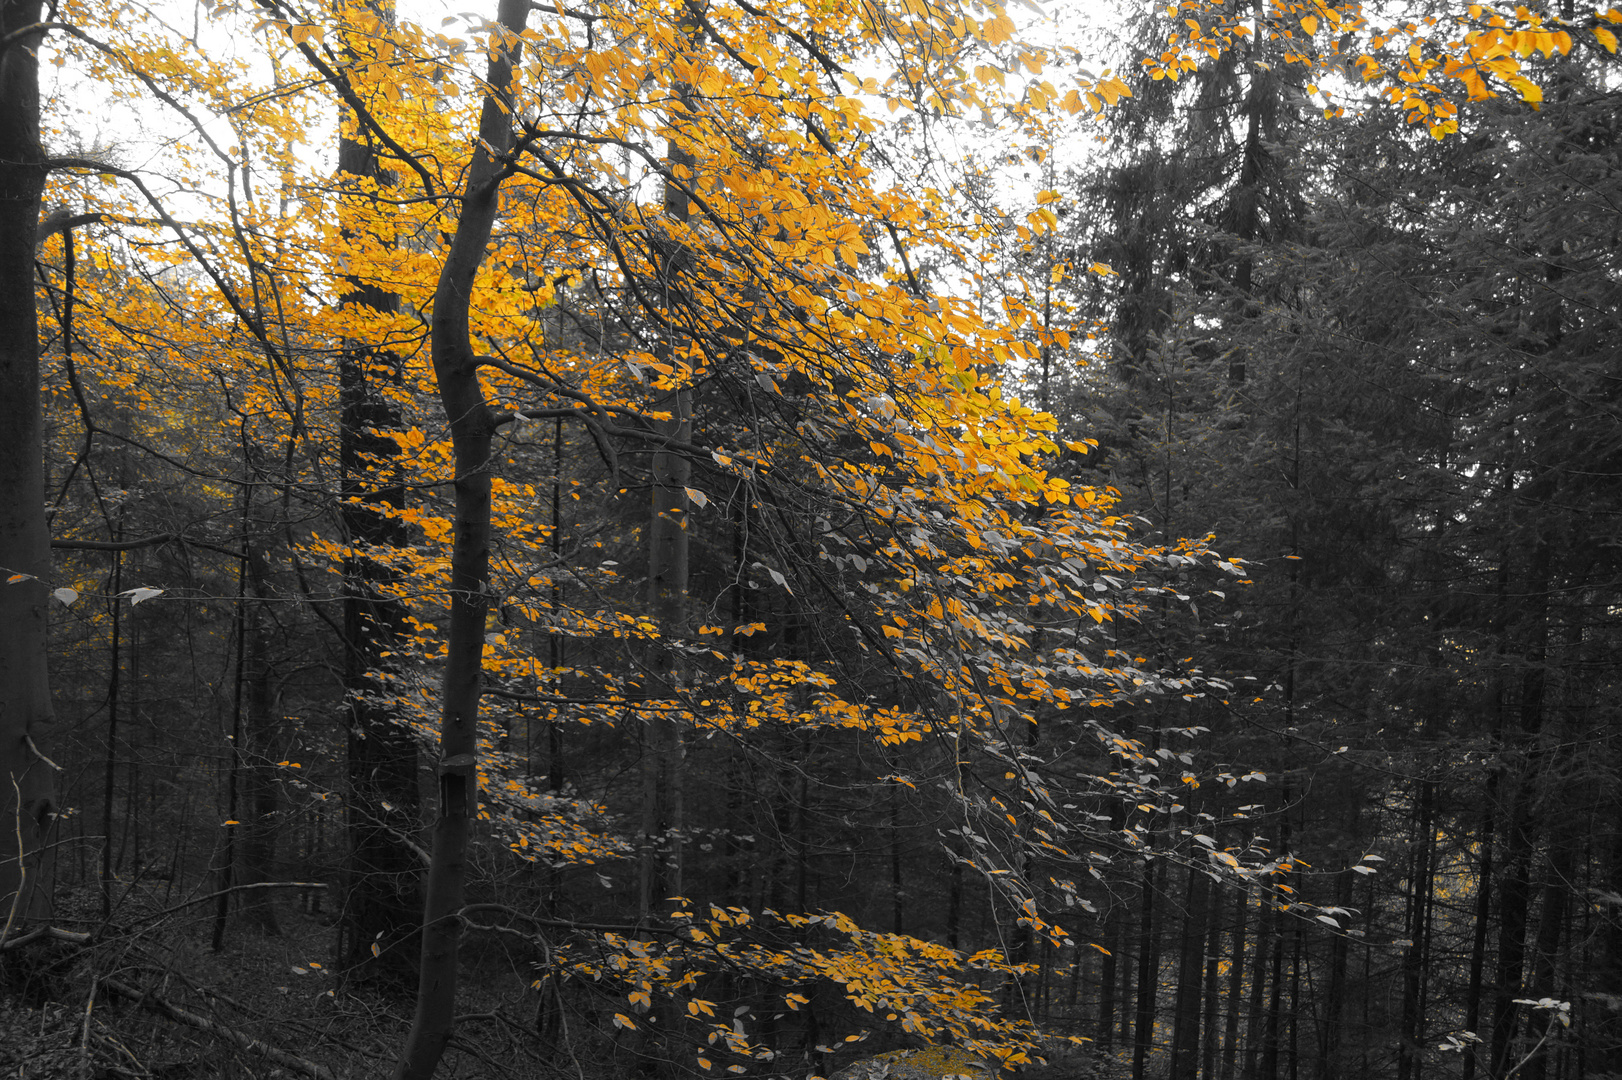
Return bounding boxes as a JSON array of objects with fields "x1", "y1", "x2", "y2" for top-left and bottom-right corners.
[{"x1": 0, "y1": 882, "x2": 547, "y2": 1080}]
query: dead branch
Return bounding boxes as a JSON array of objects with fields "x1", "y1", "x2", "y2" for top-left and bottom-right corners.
[{"x1": 99, "y1": 976, "x2": 337, "y2": 1080}]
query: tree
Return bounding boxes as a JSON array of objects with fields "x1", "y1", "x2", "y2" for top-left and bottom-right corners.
[{"x1": 0, "y1": 0, "x2": 58, "y2": 933}]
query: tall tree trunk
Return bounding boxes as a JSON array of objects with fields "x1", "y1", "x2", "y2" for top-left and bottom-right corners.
[
  {"x1": 1490, "y1": 541, "x2": 1552, "y2": 1078},
  {"x1": 1169, "y1": 867, "x2": 1209, "y2": 1080},
  {"x1": 1316, "y1": 856, "x2": 1352, "y2": 1080},
  {"x1": 1099, "y1": 897, "x2": 1119, "y2": 1053},
  {"x1": 239, "y1": 540, "x2": 285, "y2": 936},
  {"x1": 338, "y1": 0, "x2": 420, "y2": 979},
  {"x1": 1202, "y1": 879, "x2": 1223, "y2": 1080},
  {"x1": 1462, "y1": 790, "x2": 1496, "y2": 1080},
  {"x1": 637, "y1": 8, "x2": 697, "y2": 923},
  {"x1": 1132, "y1": 855, "x2": 1162, "y2": 1080},
  {"x1": 1398, "y1": 781, "x2": 1435, "y2": 1080},
  {"x1": 1244, "y1": 898, "x2": 1276, "y2": 1080},
  {"x1": 638, "y1": 374, "x2": 689, "y2": 915},
  {"x1": 1221, "y1": 888, "x2": 1248, "y2": 1080},
  {"x1": 0, "y1": 0, "x2": 55, "y2": 933},
  {"x1": 392, "y1": 0, "x2": 528, "y2": 1075}
]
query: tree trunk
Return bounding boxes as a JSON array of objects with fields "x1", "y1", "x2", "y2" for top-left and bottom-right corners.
[
  {"x1": 1490, "y1": 541, "x2": 1552, "y2": 1078},
  {"x1": 0, "y1": 0, "x2": 56, "y2": 933},
  {"x1": 1169, "y1": 867, "x2": 1209, "y2": 1080},
  {"x1": 239, "y1": 540, "x2": 285, "y2": 937},
  {"x1": 1202, "y1": 878, "x2": 1223, "y2": 1080},
  {"x1": 1398, "y1": 781, "x2": 1435, "y2": 1080},
  {"x1": 638, "y1": 377, "x2": 689, "y2": 915},
  {"x1": 637, "y1": 14, "x2": 697, "y2": 923},
  {"x1": 392, "y1": 0, "x2": 528, "y2": 1075},
  {"x1": 1132, "y1": 855, "x2": 1161, "y2": 1080},
  {"x1": 338, "y1": 0, "x2": 420, "y2": 980},
  {"x1": 1221, "y1": 888, "x2": 1248, "y2": 1080}
]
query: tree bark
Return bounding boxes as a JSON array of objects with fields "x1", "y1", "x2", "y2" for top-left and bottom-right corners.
[
  {"x1": 1221, "y1": 888, "x2": 1247, "y2": 1080},
  {"x1": 239, "y1": 540, "x2": 285, "y2": 937},
  {"x1": 1132, "y1": 855, "x2": 1161, "y2": 1080},
  {"x1": 338, "y1": 0, "x2": 420, "y2": 980},
  {"x1": 1169, "y1": 866, "x2": 1209, "y2": 1080},
  {"x1": 0, "y1": 0, "x2": 56, "y2": 932},
  {"x1": 392, "y1": 0, "x2": 528, "y2": 1075},
  {"x1": 637, "y1": 8, "x2": 697, "y2": 923}
]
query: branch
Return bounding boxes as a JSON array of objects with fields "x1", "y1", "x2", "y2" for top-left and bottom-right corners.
[
  {"x1": 730, "y1": 0, "x2": 845, "y2": 77},
  {"x1": 128, "y1": 881, "x2": 329, "y2": 927},
  {"x1": 0, "y1": 20, "x2": 74, "y2": 52},
  {"x1": 52, "y1": 532, "x2": 180, "y2": 552},
  {"x1": 100, "y1": 977, "x2": 337, "y2": 1080},
  {"x1": 0, "y1": 925, "x2": 92, "y2": 951},
  {"x1": 51, "y1": 532, "x2": 246, "y2": 558},
  {"x1": 249, "y1": 0, "x2": 439, "y2": 199},
  {"x1": 36, "y1": 209, "x2": 104, "y2": 245}
]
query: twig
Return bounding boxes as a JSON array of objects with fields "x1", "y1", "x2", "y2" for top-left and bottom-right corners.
[{"x1": 0, "y1": 776, "x2": 26, "y2": 948}]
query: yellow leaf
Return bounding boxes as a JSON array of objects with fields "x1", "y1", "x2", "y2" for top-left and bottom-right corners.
[
  {"x1": 1596, "y1": 24, "x2": 1618, "y2": 51},
  {"x1": 1301, "y1": 14, "x2": 1318, "y2": 35}
]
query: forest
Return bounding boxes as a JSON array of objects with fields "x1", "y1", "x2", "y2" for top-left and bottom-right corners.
[{"x1": 0, "y1": 0, "x2": 1617, "y2": 1078}]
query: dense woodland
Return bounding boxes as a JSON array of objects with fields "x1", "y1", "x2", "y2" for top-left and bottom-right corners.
[{"x1": 0, "y1": 0, "x2": 1618, "y2": 1078}]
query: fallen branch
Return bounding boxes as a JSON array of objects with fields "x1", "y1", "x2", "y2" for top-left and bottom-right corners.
[
  {"x1": 0, "y1": 925, "x2": 92, "y2": 950},
  {"x1": 100, "y1": 976, "x2": 337, "y2": 1080}
]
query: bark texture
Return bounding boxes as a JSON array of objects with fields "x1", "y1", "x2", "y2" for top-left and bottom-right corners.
[
  {"x1": 338, "y1": 0, "x2": 421, "y2": 979},
  {"x1": 0, "y1": 0, "x2": 57, "y2": 930}
]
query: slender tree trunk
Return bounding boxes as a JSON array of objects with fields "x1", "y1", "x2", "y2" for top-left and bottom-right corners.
[
  {"x1": 1133, "y1": 855, "x2": 1161, "y2": 1080},
  {"x1": 1261, "y1": 904, "x2": 1285, "y2": 1080},
  {"x1": 0, "y1": 0, "x2": 56, "y2": 933},
  {"x1": 212, "y1": 488, "x2": 253, "y2": 953},
  {"x1": 1244, "y1": 898, "x2": 1276, "y2": 1080},
  {"x1": 1490, "y1": 541, "x2": 1552, "y2": 1078},
  {"x1": 1399, "y1": 781, "x2": 1435, "y2": 1080},
  {"x1": 1463, "y1": 790, "x2": 1496, "y2": 1080},
  {"x1": 239, "y1": 541, "x2": 285, "y2": 936},
  {"x1": 1100, "y1": 897, "x2": 1118, "y2": 1053},
  {"x1": 1202, "y1": 880, "x2": 1223, "y2": 1080},
  {"x1": 100, "y1": 542, "x2": 123, "y2": 920},
  {"x1": 392, "y1": 1, "x2": 528, "y2": 1075},
  {"x1": 637, "y1": 11, "x2": 697, "y2": 923},
  {"x1": 639, "y1": 373, "x2": 689, "y2": 915},
  {"x1": 1170, "y1": 867, "x2": 1209, "y2": 1080},
  {"x1": 1316, "y1": 858, "x2": 1352, "y2": 1080},
  {"x1": 1221, "y1": 888, "x2": 1248, "y2": 1080}
]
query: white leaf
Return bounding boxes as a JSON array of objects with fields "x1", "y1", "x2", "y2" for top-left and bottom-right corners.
[
  {"x1": 767, "y1": 568, "x2": 791, "y2": 594},
  {"x1": 52, "y1": 587, "x2": 79, "y2": 606},
  {"x1": 121, "y1": 587, "x2": 164, "y2": 606},
  {"x1": 1315, "y1": 915, "x2": 1340, "y2": 928},
  {"x1": 684, "y1": 487, "x2": 709, "y2": 509}
]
